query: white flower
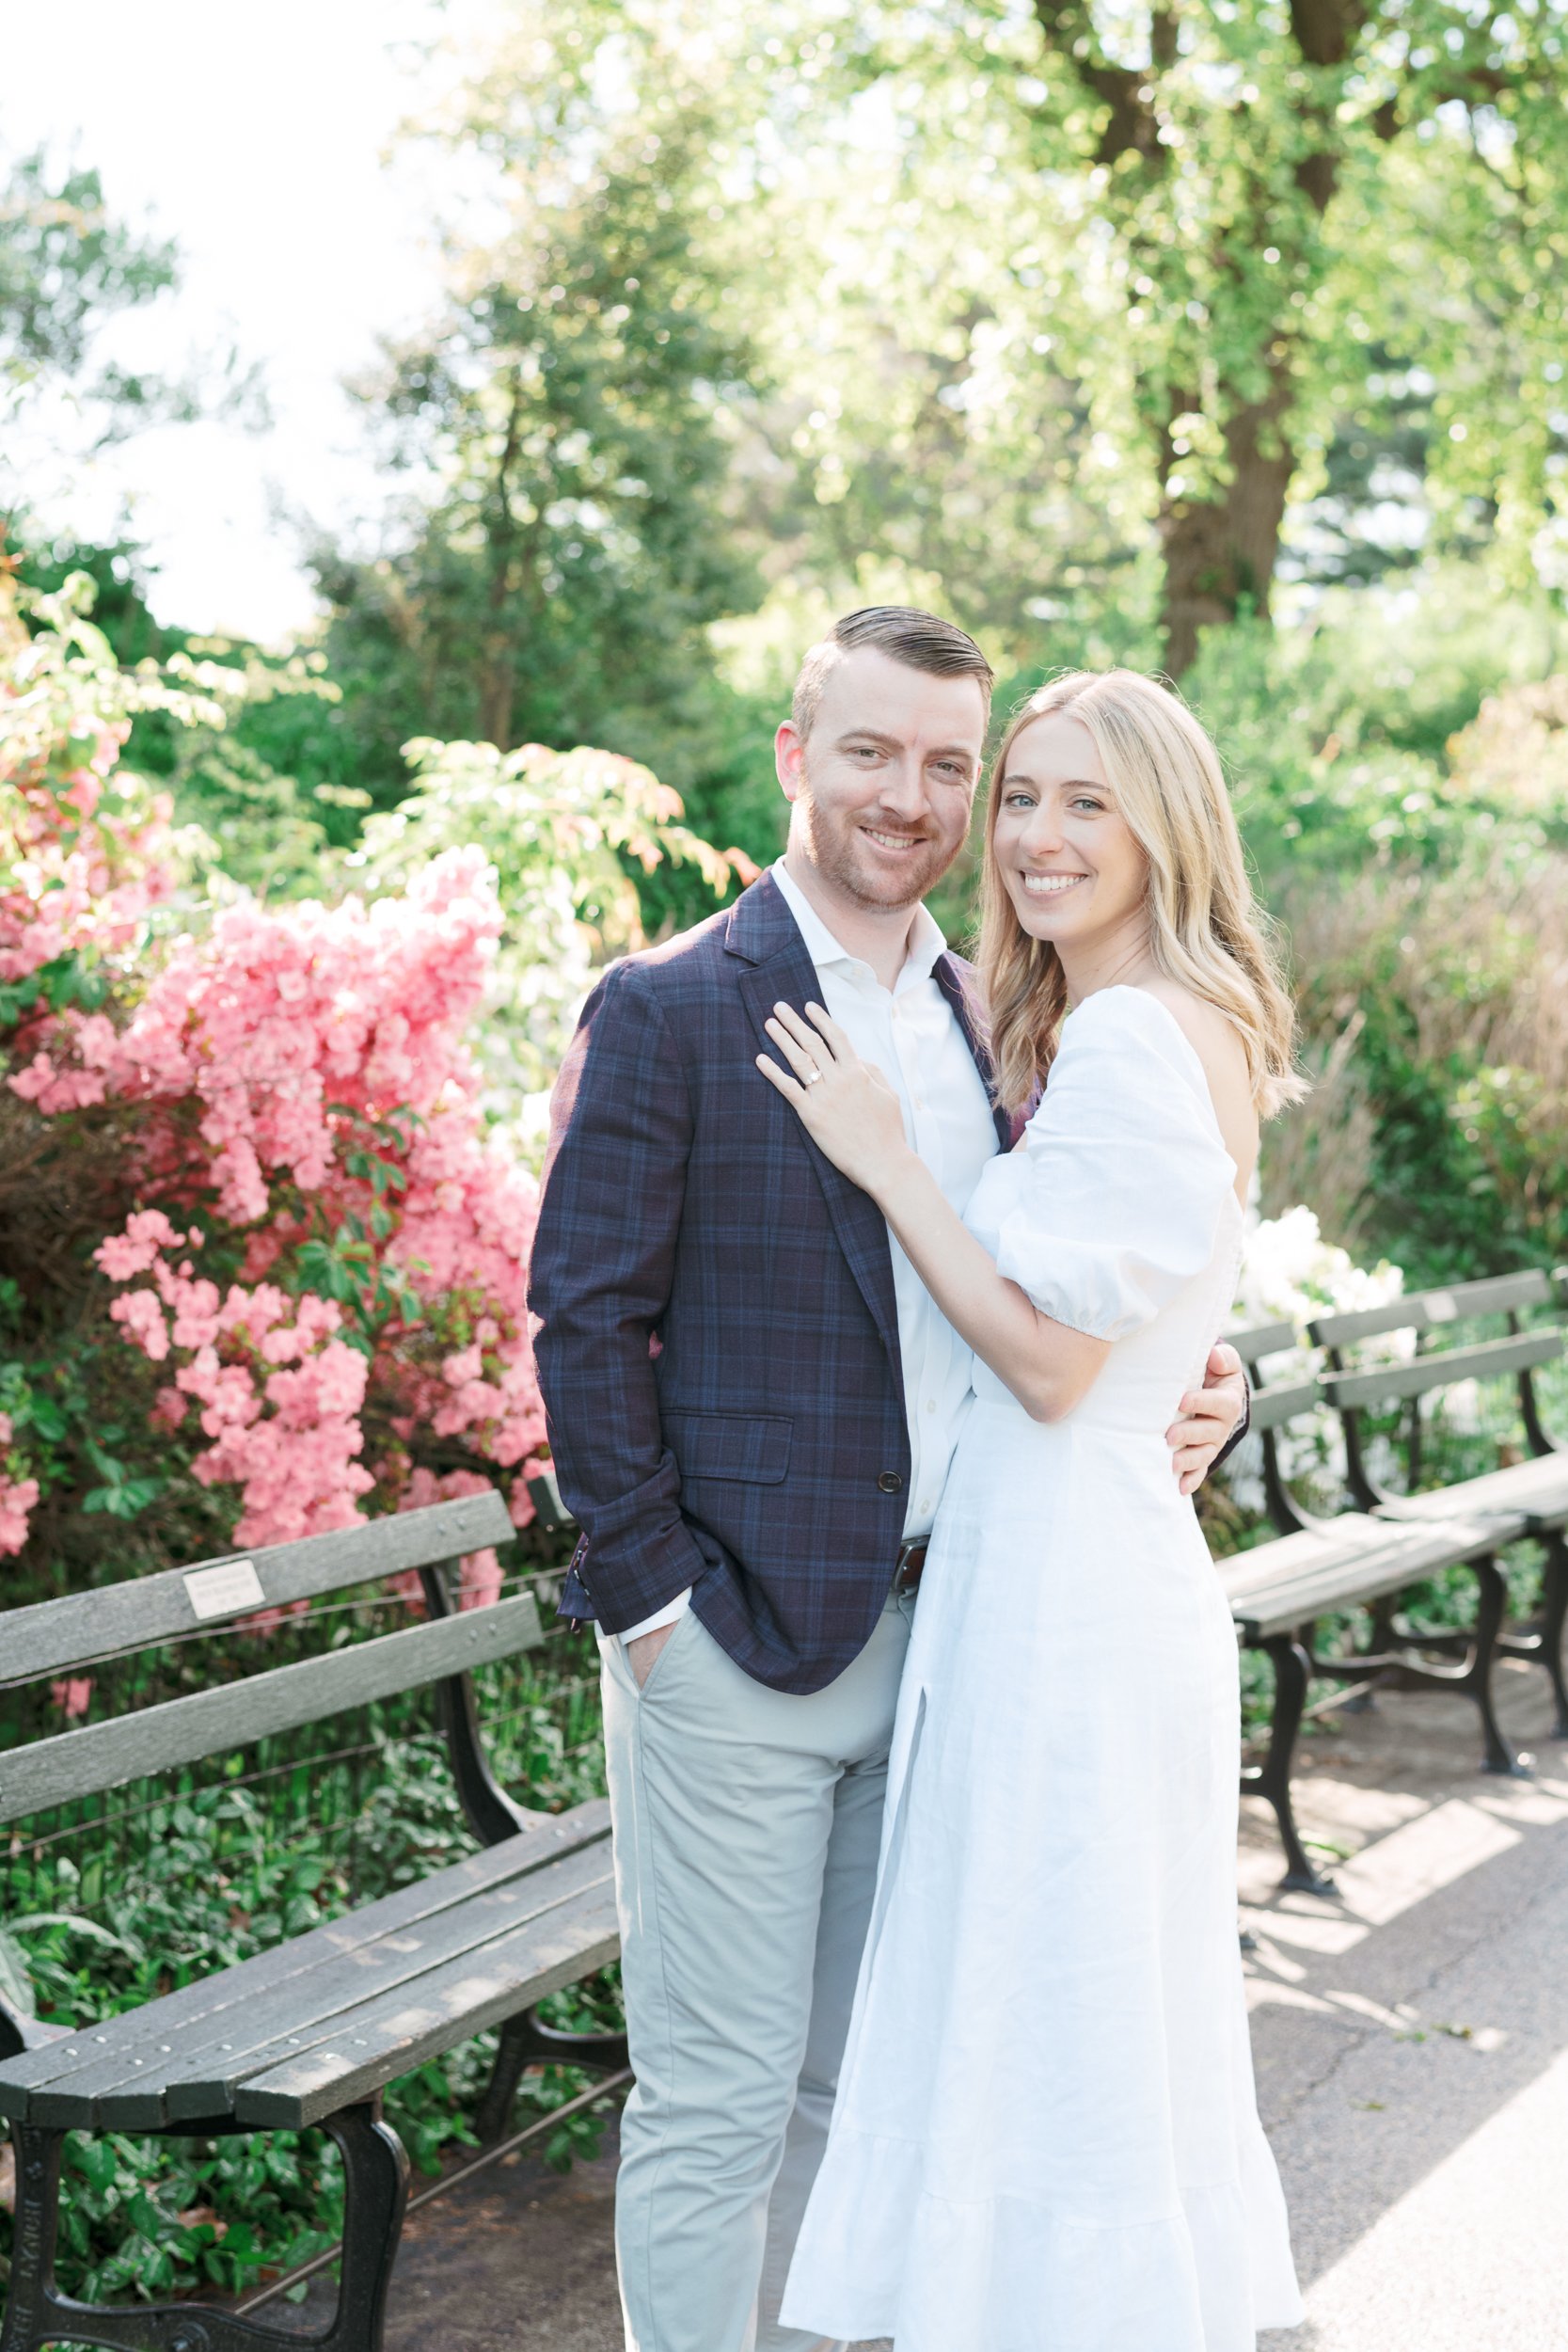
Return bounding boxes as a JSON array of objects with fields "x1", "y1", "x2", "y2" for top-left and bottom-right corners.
[{"x1": 1221, "y1": 1207, "x2": 1409, "y2": 1516}]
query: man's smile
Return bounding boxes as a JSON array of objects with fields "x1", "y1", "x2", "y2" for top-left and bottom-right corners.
[{"x1": 860, "y1": 824, "x2": 930, "y2": 853}]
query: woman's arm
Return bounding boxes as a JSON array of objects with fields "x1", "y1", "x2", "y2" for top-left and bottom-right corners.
[
  {"x1": 873, "y1": 1140, "x2": 1110, "y2": 1423},
  {"x1": 758, "y1": 1001, "x2": 1108, "y2": 1423}
]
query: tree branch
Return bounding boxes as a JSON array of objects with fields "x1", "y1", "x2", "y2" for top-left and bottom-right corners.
[
  {"x1": 1287, "y1": 0, "x2": 1365, "y2": 70},
  {"x1": 1031, "y1": 0, "x2": 1164, "y2": 165}
]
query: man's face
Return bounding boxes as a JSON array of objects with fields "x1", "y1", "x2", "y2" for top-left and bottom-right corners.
[{"x1": 776, "y1": 646, "x2": 987, "y2": 912}]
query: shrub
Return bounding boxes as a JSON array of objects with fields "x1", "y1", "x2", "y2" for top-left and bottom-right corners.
[{"x1": 0, "y1": 568, "x2": 745, "y2": 1581}]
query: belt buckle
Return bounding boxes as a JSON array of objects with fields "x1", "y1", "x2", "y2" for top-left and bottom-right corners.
[{"x1": 893, "y1": 1538, "x2": 927, "y2": 1596}]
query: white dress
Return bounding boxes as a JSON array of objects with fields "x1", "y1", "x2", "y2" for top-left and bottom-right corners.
[{"x1": 782, "y1": 986, "x2": 1303, "y2": 2351}]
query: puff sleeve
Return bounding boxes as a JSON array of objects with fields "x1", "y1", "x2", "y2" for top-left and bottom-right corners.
[{"x1": 962, "y1": 988, "x2": 1238, "y2": 1343}]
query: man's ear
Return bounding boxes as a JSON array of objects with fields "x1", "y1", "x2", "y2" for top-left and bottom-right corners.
[{"x1": 775, "y1": 720, "x2": 805, "y2": 803}]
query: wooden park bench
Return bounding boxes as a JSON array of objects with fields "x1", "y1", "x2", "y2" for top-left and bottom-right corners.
[
  {"x1": 1221, "y1": 1271, "x2": 1567, "y2": 1895},
  {"x1": 0, "y1": 1490, "x2": 626, "y2": 2352}
]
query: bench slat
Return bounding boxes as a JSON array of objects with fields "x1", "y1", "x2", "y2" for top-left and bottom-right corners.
[
  {"x1": 1310, "y1": 1270, "x2": 1554, "y2": 1347},
  {"x1": 235, "y1": 1874, "x2": 621, "y2": 2127},
  {"x1": 161, "y1": 1843, "x2": 617, "y2": 2130},
  {"x1": 1246, "y1": 1377, "x2": 1323, "y2": 1433},
  {"x1": 1323, "y1": 1329, "x2": 1560, "y2": 1413},
  {"x1": 1229, "y1": 1319, "x2": 1301, "y2": 1361},
  {"x1": 0, "y1": 1593, "x2": 542, "y2": 1825},
  {"x1": 1374, "y1": 1454, "x2": 1568, "y2": 1534},
  {"x1": 1221, "y1": 1513, "x2": 1498, "y2": 1641},
  {"x1": 0, "y1": 1804, "x2": 610, "y2": 2122},
  {"x1": 0, "y1": 1494, "x2": 515, "y2": 1686}
]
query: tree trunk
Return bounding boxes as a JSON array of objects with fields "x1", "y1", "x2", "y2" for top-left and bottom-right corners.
[
  {"x1": 479, "y1": 376, "x2": 527, "y2": 751},
  {"x1": 1158, "y1": 362, "x2": 1295, "y2": 675},
  {"x1": 478, "y1": 635, "x2": 515, "y2": 754}
]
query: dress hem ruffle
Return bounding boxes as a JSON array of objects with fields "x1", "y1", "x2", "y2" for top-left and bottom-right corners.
[{"x1": 781, "y1": 2125, "x2": 1305, "y2": 2349}]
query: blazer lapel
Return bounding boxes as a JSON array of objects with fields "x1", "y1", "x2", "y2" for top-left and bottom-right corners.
[
  {"x1": 728, "y1": 879, "x2": 904, "y2": 1379},
  {"x1": 933, "y1": 952, "x2": 1013, "y2": 1152}
]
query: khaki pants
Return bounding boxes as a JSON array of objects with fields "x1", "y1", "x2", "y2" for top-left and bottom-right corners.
[{"x1": 597, "y1": 1593, "x2": 914, "y2": 2352}]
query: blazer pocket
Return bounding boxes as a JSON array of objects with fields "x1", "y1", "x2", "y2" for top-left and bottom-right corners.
[{"x1": 663, "y1": 1410, "x2": 793, "y2": 1485}]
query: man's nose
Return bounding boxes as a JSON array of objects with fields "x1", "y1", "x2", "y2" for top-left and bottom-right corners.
[{"x1": 876, "y1": 755, "x2": 929, "y2": 820}]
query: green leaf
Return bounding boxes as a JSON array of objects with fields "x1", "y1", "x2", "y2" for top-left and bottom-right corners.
[
  {"x1": 24, "y1": 1394, "x2": 70, "y2": 1441},
  {"x1": 69, "y1": 2137, "x2": 122, "y2": 2193},
  {"x1": 82, "y1": 1477, "x2": 163, "y2": 1518},
  {"x1": 9, "y1": 1913, "x2": 146, "y2": 1962},
  {"x1": 0, "y1": 1927, "x2": 36, "y2": 2016}
]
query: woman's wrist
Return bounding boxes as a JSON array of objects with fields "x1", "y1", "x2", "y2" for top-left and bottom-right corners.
[{"x1": 873, "y1": 1147, "x2": 935, "y2": 1223}]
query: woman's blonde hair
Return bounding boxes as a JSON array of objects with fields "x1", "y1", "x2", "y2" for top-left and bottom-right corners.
[{"x1": 978, "y1": 668, "x2": 1305, "y2": 1118}]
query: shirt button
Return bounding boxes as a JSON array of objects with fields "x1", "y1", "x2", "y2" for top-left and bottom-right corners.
[
  {"x1": 925, "y1": 1399, "x2": 936, "y2": 1413},
  {"x1": 877, "y1": 1471, "x2": 903, "y2": 1495}
]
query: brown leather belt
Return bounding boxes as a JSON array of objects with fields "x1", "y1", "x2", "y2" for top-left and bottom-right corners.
[{"x1": 893, "y1": 1538, "x2": 927, "y2": 1597}]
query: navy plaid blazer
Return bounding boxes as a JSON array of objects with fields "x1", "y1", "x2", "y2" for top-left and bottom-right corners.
[{"x1": 529, "y1": 869, "x2": 1013, "y2": 1693}]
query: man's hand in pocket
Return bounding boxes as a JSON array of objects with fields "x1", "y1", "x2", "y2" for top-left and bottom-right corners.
[{"x1": 627, "y1": 1621, "x2": 677, "y2": 1690}]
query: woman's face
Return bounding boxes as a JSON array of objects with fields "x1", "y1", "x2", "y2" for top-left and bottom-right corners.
[{"x1": 990, "y1": 712, "x2": 1148, "y2": 956}]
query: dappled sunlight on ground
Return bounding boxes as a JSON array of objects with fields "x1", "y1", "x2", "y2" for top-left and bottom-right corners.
[{"x1": 1246, "y1": 1664, "x2": 1568, "y2": 2350}]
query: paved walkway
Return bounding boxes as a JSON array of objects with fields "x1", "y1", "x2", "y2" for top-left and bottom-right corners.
[
  {"x1": 1243, "y1": 1663, "x2": 1568, "y2": 2352},
  {"x1": 354, "y1": 1660, "x2": 1568, "y2": 2350}
]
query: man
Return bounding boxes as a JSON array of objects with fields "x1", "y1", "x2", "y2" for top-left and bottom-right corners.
[{"x1": 529, "y1": 607, "x2": 1248, "y2": 2352}]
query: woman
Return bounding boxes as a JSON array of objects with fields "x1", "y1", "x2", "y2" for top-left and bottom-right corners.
[{"x1": 757, "y1": 669, "x2": 1305, "y2": 2349}]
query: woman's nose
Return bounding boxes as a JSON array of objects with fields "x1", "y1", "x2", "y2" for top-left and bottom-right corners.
[{"x1": 1022, "y1": 804, "x2": 1067, "y2": 853}]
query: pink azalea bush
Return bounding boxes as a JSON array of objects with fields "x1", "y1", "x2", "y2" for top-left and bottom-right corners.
[
  {"x1": 68, "y1": 866, "x2": 552, "y2": 1555},
  {"x1": 2, "y1": 572, "x2": 736, "y2": 1580},
  {"x1": 14, "y1": 851, "x2": 553, "y2": 1562}
]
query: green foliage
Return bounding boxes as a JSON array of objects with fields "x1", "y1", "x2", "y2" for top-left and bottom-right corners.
[
  {"x1": 0, "y1": 152, "x2": 181, "y2": 441},
  {"x1": 1178, "y1": 579, "x2": 1568, "y2": 1279},
  {"x1": 309, "y1": 87, "x2": 760, "y2": 806},
  {"x1": 353, "y1": 735, "x2": 754, "y2": 1116}
]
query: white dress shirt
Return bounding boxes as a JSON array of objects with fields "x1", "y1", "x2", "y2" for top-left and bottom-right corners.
[{"x1": 619, "y1": 857, "x2": 1000, "y2": 1645}]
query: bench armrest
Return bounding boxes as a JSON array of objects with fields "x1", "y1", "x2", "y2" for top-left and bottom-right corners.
[{"x1": 0, "y1": 1992, "x2": 72, "y2": 2063}]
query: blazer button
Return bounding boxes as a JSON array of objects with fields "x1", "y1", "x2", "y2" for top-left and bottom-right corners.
[{"x1": 877, "y1": 1471, "x2": 903, "y2": 1495}]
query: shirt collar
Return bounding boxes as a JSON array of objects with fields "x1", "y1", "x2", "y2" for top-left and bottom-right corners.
[{"x1": 770, "y1": 857, "x2": 948, "y2": 989}]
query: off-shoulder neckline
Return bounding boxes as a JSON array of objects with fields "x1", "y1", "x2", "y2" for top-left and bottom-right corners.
[{"x1": 1060, "y1": 984, "x2": 1242, "y2": 1203}]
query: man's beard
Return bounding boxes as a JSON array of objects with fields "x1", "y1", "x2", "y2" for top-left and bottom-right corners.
[{"x1": 796, "y1": 786, "x2": 961, "y2": 912}]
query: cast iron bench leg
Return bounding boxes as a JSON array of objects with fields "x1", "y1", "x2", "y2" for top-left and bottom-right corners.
[
  {"x1": 0, "y1": 2104, "x2": 408, "y2": 2352},
  {"x1": 1541, "y1": 1534, "x2": 1568, "y2": 1740},
  {"x1": 1469, "y1": 1556, "x2": 1528, "y2": 1777},
  {"x1": 1242, "y1": 1636, "x2": 1337, "y2": 1897},
  {"x1": 475, "y1": 2007, "x2": 632, "y2": 2144},
  {"x1": 0, "y1": 2122, "x2": 63, "y2": 2352}
]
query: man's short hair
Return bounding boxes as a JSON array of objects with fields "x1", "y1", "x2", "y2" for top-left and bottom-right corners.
[{"x1": 791, "y1": 606, "x2": 994, "y2": 740}]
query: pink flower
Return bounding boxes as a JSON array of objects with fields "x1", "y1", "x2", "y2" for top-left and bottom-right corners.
[
  {"x1": 110, "y1": 1288, "x2": 171, "y2": 1361},
  {"x1": 458, "y1": 1548, "x2": 503, "y2": 1612},
  {"x1": 0, "y1": 1471, "x2": 40, "y2": 1558},
  {"x1": 95, "y1": 1212, "x2": 186, "y2": 1282},
  {"x1": 50, "y1": 1677, "x2": 94, "y2": 1721}
]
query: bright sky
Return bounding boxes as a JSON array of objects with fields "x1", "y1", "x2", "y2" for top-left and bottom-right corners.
[{"x1": 4, "y1": 0, "x2": 488, "y2": 642}]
